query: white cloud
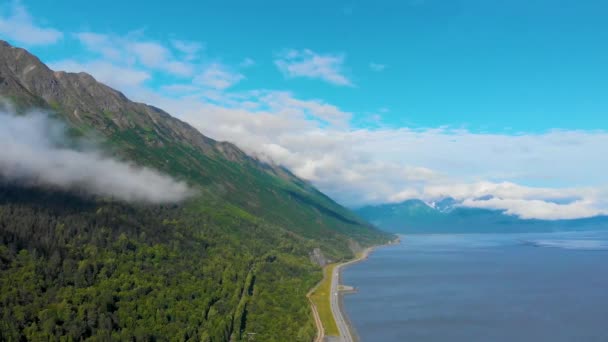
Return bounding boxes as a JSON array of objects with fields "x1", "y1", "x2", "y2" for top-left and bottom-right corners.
[
  {"x1": 0, "y1": 108, "x2": 193, "y2": 203},
  {"x1": 171, "y1": 39, "x2": 204, "y2": 61},
  {"x1": 259, "y1": 91, "x2": 351, "y2": 127},
  {"x1": 275, "y1": 49, "x2": 352, "y2": 86},
  {"x1": 353, "y1": 128, "x2": 608, "y2": 187},
  {"x1": 194, "y1": 63, "x2": 244, "y2": 90},
  {"x1": 0, "y1": 1, "x2": 62, "y2": 46},
  {"x1": 161, "y1": 84, "x2": 201, "y2": 94},
  {"x1": 462, "y1": 197, "x2": 607, "y2": 220},
  {"x1": 369, "y1": 62, "x2": 386, "y2": 72},
  {"x1": 48, "y1": 60, "x2": 151, "y2": 89},
  {"x1": 64, "y1": 32, "x2": 245, "y2": 93},
  {"x1": 423, "y1": 182, "x2": 590, "y2": 203},
  {"x1": 75, "y1": 32, "x2": 120, "y2": 60},
  {"x1": 74, "y1": 32, "x2": 195, "y2": 77},
  {"x1": 240, "y1": 57, "x2": 255, "y2": 68},
  {"x1": 418, "y1": 181, "x2": 608, "y2": 220},
  {"x1": 130, "y1": 41, "x2": 169, "y2": 67}
]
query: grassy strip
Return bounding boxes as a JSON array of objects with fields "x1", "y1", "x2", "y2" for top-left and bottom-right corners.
[{"x1": 310, "y1": 264, "x2": 339, "y2": 336}]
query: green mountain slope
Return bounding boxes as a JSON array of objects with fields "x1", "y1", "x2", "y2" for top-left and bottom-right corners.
[
  {"x1": 0, "y1": 40, "x2": 392, "y2": 341},
  {"x1": 356, "y1": 199, "x2": 608, "y2": 234}
]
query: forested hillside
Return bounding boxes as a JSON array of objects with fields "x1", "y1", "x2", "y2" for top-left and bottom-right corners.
[{"x1": 0, "y1": 40, "x2": 392, "y2": 341}]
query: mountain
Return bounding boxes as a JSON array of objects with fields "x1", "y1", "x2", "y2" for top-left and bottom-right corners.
[
  {"x1": 430, "y1": 197, "x2": 459, "y2": 212},
  {"x1": 356, "y1": 199, "x2": 608, "y2": 234},
  {"x1": 0, "y1": 40, "x2": 392, "y2": 341}
]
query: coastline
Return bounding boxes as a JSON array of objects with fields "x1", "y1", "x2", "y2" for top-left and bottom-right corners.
[{"x1": 329, "y1": 236, "x2": 400, "y2": 342}]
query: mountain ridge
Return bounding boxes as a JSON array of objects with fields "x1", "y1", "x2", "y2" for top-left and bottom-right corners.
[
  {"x1": 1, "y1": 40, "x2": 246, "y2": 160},
  {"x1": 0, "y1": 39, "x2": 384, "y2": 247},
  {"x1": 0, "y1": 40, "x2": 392, "y2": 341}
]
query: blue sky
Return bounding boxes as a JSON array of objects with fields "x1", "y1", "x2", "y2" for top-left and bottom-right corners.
[
  {"x1": 2, "y1": 0, "x2": 608, "y2": 219},
  {"x1": 21, "y1": 0, "x2": 608, "y2": 131}
]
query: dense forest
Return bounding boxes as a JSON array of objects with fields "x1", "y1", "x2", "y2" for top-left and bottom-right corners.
[{"x1": 0, "y1": 184, "x2": 322, "y2": 341}]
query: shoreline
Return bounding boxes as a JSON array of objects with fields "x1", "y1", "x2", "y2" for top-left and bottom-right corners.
[{"x1": 330, "y1": 236, "x2": 400, "y2": 342}]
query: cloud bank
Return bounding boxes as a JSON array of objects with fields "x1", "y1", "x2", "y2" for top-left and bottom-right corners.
[
  {"x1": 0, "y1": 109, "x2": 193, "y2": 204},
  {"x1": 0, "y1": 1, "x2": 63, "y2": 46},
  {"x1": 141, "y1": 90, "x2": 608, "y2": 220}
]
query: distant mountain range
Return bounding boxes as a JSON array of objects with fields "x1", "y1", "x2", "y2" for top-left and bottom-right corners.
[{"x1": 356, "y1": 198, "x2": 608, "y2": 234}]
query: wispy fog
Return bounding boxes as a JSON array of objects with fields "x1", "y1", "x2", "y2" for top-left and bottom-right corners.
[{"x1": 0, "y1": 108, "x2": 194, "y2": 203}]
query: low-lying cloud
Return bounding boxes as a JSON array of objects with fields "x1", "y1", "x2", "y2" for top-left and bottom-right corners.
[
  {"x1": 0, "y1": 109, "x2": 193, "y2": 203},
  {"x1": 462, "y1": 197, "x2": 607, "y2": 220}
]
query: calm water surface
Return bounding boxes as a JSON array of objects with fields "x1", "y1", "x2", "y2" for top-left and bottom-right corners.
[{"x1": 342, "y1": 231, "x2": 608, "y2": 342}]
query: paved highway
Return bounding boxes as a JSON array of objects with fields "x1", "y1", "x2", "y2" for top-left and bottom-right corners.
[
  {"x1": 329, "y1": 248, "x2": 373, "y2": 342},
  {"x1": 330, "y1": 262, "x2": 352, "y2": 342}
]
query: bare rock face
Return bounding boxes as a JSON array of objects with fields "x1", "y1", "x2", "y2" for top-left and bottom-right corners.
[
  {"x1": 0, "y1": 40, "x2": 237, "y2": 157},
  {"x1": 348, "y1": 239, "x2": 363, "y2": 255},
  {"x1": 309, "y1": 248, "x2": 330, "y2": 266}
]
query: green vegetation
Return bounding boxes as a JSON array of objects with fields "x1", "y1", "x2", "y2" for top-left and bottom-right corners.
[
  {"x1": 0, "y1": 42, "x2": 393, "y2": 341},
  {"x1": 309, "y1": 264, "x2": 339, "y2": 336},
  {"x1": 0, "y1": 116, "x2": 391, "y2": 341},
  {"x1": 0, "y1": 185, "x2": 323, "y2": 341}
]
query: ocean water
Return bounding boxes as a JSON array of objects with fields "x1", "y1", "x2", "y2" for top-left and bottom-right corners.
[{"x1": 342, "y1": 231, "x2": 608, "y2": 342}]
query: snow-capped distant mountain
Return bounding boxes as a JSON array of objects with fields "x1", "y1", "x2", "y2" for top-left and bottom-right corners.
[
  {"x1": 355, "y1": 198, "x2": 608, "y2": 234},
  {"x1": 432, "y1": 197, "x2": 460, "y2": 213}
]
